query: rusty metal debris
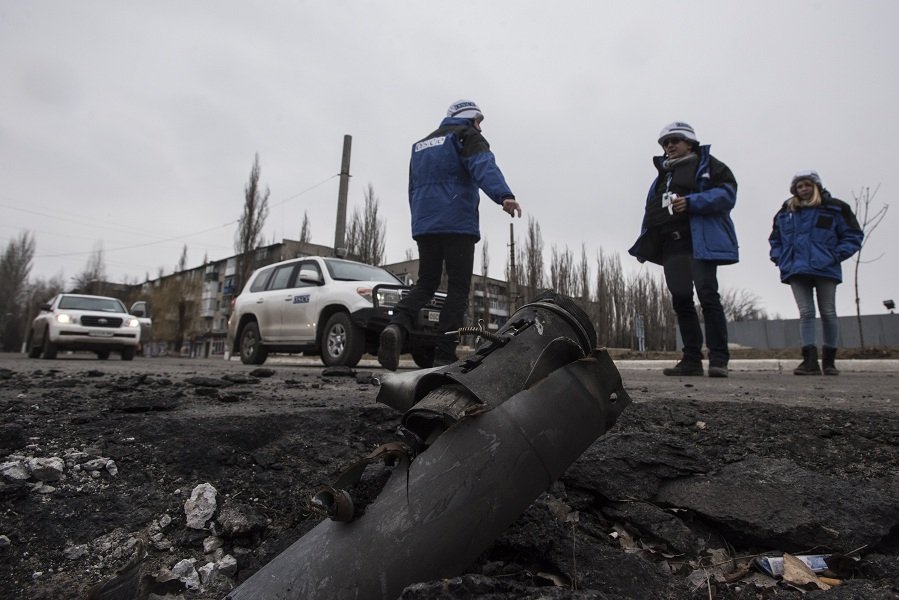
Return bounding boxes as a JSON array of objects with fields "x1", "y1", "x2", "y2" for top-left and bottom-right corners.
[{"x1": 224, "y1": 292, "x2": 631, "y2": 600}]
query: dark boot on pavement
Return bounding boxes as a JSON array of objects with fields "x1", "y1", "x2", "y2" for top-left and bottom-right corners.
[
  {"x1": 378, "y1": 324, "x2": 405, "y2": 371},
  {"x1": 663, "y1": 358, "x2": 704, "y2": 376},
  {"x1": 793, "y1": 345, "x2": 822, "y2": 375},
  {"x1": 822, "y1": 346, "x2": 840, "y2": 376},
  {"x1": 708, "y1": 363, "x2": 729, "y2": 378}
]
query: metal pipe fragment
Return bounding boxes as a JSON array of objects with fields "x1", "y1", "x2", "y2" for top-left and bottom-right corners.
[{"x1": 224, "y1": 293, "x2": 630, "y2": 600}]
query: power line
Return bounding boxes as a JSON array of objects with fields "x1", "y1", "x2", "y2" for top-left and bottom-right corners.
[
  {"x1": 35, "y1": 221, "x2": 238, "y2": 258},
  {"x1": 268, "y1": 174, "x2": 339, "y2": 209},
  {"x1": 1, "y1": 173, "x2": 340, "y2": 259}
]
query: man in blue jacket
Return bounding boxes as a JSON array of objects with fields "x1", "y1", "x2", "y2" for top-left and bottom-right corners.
[
  {"x1": 379, "y1": 99, "x2": 522, "y2": 371},
  {"x1": 629, "y1": 122, "x2": 739, "y2": 377}
]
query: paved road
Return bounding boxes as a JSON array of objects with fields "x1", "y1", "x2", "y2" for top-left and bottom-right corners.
[
  {"x1": 2, "y1": 352, "x2": 896, "y2": 413},
  {"x1": 6, "y1": 351, "x2": 896, "y2": 372}
]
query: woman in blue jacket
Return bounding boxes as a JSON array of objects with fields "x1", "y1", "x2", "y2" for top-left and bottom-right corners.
[
  {"x1": 769, "y1": 171, "x2": 863, "y2": 375},
  {"x1": 629, "y1": 122, "x2": 739, "y2": 378}
]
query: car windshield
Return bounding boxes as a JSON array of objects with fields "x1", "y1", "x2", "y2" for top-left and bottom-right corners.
[
  {"x1": 324, "y1": 259, "x2": 401, "y2": 284},
  {"x1": 58, "y1": 296, "x2": 126, "y2": 313}
]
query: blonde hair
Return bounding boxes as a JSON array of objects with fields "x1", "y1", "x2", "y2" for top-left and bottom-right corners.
[{"x1": 788, "y1": 183, "x2": 822, "y2": 211}]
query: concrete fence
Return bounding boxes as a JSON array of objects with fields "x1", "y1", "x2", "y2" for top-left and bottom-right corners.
[{"x1": 676, "y1": 313, "x2": 899, "y2": 349}]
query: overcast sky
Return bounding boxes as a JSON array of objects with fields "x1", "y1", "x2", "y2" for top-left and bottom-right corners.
[{"x1": 2, "y1": 1, "x2": 897, "y2": 319}]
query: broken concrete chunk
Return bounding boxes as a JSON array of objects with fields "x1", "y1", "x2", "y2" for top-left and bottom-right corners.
[{"x1": 184, "y1": 483, "x2": 217, "y2": 530}]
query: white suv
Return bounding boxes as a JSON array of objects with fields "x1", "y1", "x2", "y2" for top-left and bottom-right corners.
[
  {"x1": 27, "y1": 294, "x2": 142, "y2": 360},
  {"x1": 227, "y1": 256, "x2": 445, "y2": 367}
]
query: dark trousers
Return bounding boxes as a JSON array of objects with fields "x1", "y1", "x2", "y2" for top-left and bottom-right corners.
[
  {"x1": 390, "y1": 234, "x2": 476, "y2": 359},
  {"x1": 662, "y1": 251, "x2": 729, "y2": 366}
]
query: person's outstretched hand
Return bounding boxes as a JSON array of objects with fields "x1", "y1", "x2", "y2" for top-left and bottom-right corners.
[{"x1": 503, "y1": 198, "x2": 522, "y2": 218}]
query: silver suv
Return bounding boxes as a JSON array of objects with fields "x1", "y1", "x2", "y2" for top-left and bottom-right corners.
[{"x1": 227, "y1": 256, "x2": 445, "y2": 367}]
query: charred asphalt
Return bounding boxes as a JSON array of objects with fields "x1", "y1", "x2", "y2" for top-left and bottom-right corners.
[{"x1": 0, "y1": 352, "x2": 897, "y2": 599}]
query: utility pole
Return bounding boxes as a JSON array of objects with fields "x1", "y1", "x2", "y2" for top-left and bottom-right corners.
[
  {"x1": 334, "y1": 135, "x2": 352, "y2": 258},
  {"x1": 508, "y1": 223, "x2": 517, "y2": 314}
]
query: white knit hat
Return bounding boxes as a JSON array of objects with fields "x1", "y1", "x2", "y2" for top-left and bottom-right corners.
[
  {"x1": 447, "y1": 99, "x2": 483, "y2": 120},
  {"x1": 790, "y1": 170, "x2": 823, "y2": 195},
  {"x1": 658, "y1": 121, "x2": 699, "y2": 146}
]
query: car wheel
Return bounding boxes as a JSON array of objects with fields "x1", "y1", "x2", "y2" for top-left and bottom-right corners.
[
  {"x1": 239, "y1": 322, "x2": 268, "y2": 365},
  {"x1": 121, "y1": 347, "x2": 136, "y2": 361},
  {"x1": 321, "y1": 312, "x2": 364, "y2": 367},
  {"x1": 411, "y1": 344, "x2": 435, "y2": 369},
  {"x1": 96, "y1": 350, "x2": 111, "y2": 360},
  {"x1": 42, "y1": 333, "x2": 58, "y2": 360},
  {"x1": 27, "y1": 330, "x2": 42, "y2": 358}
]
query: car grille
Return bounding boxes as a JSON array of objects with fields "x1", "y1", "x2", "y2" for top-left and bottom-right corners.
[{"x1": 80, "y1": 316, "x2": 124, "y2": 328}]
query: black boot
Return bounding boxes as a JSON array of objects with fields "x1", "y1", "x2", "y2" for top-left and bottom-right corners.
[
  {"x1": 793, "y1": 345, "x2": 822, "y2": 375},
  {"x1": 378, "y1": 324, "x2": 406, "y2": 371},
  {"x1": 663, "y1": 358, "x2": 704, "y2": 376},
  {"x1": 822, "y1": 346, "x2": 839, "y2": 376}
]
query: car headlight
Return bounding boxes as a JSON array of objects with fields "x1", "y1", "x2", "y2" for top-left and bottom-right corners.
[
  {"x1": 376, "y1": 288, "x2": 402, "y2": 308},
  {"x1": 55, "y1": 314, "x2": 73, "y2": 324},
  {"x1": 356, "y1": 287, "x2": 374, "y2": 304},
  {"x1": 125, "y1": 318, "x2": 140, "y2": 328}
]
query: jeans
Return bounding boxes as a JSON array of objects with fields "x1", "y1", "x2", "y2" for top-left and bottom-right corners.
[
  {"x1": 662, "y1": 251, "x2": 729, "y2": 366},
  {"x1": 390, "y1": 234, "x2": 476, "y2": 359},
  {"x1": 789, "y1": 275, "x2": 839, "y2": 348}
]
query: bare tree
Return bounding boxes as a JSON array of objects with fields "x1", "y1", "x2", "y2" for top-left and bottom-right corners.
[
  {"x1": 148, "y1": 268, "x2": 200, "y2": 354},
  {"x1": 234, "y1": 153, "x2": 270, "y2": 291},
  {"x1": 504, "y1": 244, "x2": 525, "y2": 312},
  {"x1": 142, "y1": 248, "x2": 200, "y2": 355},
  {"x1": 26, "y1": 275, "x2": 65, "y2": 308},
  {"x1": 576, "y1": 245, "x2": 590, "y2": 306},
  {"x1": 503, "y1": 225, "x2": 521, "y2": 313},
  {"x1": 549, "y1": 244, "x2": 579, "y2": 298},
  {"x1": 851, "y1": 184, "x2": 889, "y2": 348},
  {"x1": 71, "y1": 242, "x2": 107, "y2": 295},
  {"x1": 177, "y1": 245, "x2": 188, "y2": 272},
  {"x1": 593, "y1": 249, "x2": 628, "y2": 347},
  {"x1": 404, "y1": 248, "x2": 414, "y2": 262},
  {"x1": 22, "y1": 274, "x2": 66, "y2": 350},
  {"x1": 523, "y1": 217, "x2": 545, "y2": 302},
  {"x1": 581, "y1": 248, "x2": 677, "y2": 350},
  {"x1": 0, "y1": 231, "x2": 36, "y2": 351},
  {"x1": 627, "y1": 269, "x2": 676, "y2": 351},
  {"x1": 299, "y1": 211, "x2": 312, "y2": 244},
  {"x1": 720, "y1": 288, "x2": 768, "y2": 322},
  {"x1": 345, "y1": 217, "x2": 360, "y2": 261},
  {"x1": 345, "y1": 183, "x2": 386, "y2": 265}
]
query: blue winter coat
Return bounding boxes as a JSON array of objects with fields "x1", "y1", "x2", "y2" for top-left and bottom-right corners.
[
  {"x1": 628, "y1": 145, "x2": 739, "y2": 266},
  {"x1": 408, "y1": 117, "x2": 514, "y2": 240},
  {"x1": 768, "y1": 191, "x2": 863, "y2": 284}
]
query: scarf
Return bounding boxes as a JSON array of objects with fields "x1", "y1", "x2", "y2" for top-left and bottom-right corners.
[{"x1": 662, "y1": 152, "x2": 698, "y2": 172}]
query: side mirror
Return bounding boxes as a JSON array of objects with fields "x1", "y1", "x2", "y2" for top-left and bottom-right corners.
[
  {"x1": 299, "y1": 269, "x2": 323, "y2": 285},
  {"x1": 130, "y1": 301, "x2": 149, "y2": 318},
  {"x1": 39, "y1": 303, "x2": 51, "y2": 312}
]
